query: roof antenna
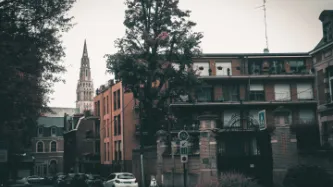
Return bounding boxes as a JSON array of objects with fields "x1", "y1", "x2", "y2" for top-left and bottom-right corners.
[{"x1": 256, "y1": 0, "x2": 269, "y2": 53}]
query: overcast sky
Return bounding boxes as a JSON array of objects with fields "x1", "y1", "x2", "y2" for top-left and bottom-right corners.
[{"x1": 49, "y1": 0, "x2": 333, "y2": 108}]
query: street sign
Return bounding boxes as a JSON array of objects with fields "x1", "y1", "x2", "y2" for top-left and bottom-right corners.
[
  {"x1": 181, "y1": 155, "x2": 188, "y2": 163},
  {"x1": 258, "y1": 110, "x2": 267, "y2": 130},
  {"x1": 178, "y1": 130, "x2": 189, "y2": 141},
  {"x1": 180, "y1": 140, "x2": 188, "y2": 163}
]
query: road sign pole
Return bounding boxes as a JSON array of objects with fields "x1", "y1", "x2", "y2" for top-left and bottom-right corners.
[{"x1": 183, "y1": 163, "x2": 187, "y2": 187}]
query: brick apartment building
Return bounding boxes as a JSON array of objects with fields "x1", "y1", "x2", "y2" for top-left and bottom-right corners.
[
  {"x1": 312, "y1": 10, "x2": 333, "y2": 147},
  {"x1": 94, "y1": 80, "x2": 138, "y2": 175},
  {"x1": 32, "y1": 107, "x2": 76, "y2": 176},
  {"x1": 155, "y1": 52, "x2": 318, "y2": 187}
]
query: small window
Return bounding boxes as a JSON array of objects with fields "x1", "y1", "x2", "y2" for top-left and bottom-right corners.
[
  {"x1": 37, "y1": 142, "x2": 44, "y2": 152},
  {"x1": 50, "y1": 141, "x2": 57, "y2": 152},
  {"x1": 51, "y1": 127, "x2": 57, "y2": 136},
  {"x1": 38, "y1": 127, "x2": 43, "y2": 136}
]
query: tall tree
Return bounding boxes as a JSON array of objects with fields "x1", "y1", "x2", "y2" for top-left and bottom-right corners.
[
  {"x1": 105, "y1": 0, "x2": 203, "y2": 143},
  {"x1": 0, "y1": 0, "x2": 75, "y2": 151}
]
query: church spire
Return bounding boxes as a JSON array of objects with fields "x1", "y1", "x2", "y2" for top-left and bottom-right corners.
[{"x1": 83, "y1": 39, "x2": 88, "y2": 57}]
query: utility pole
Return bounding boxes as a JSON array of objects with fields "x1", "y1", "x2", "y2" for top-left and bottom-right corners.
[{"x1": 139, "y1": 83, "x2": 145, "y2": 187}]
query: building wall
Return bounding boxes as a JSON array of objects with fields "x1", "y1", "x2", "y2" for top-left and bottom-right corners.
[
  {"x1": 94, "y1": 80, "x2": 138, "y2": 172},
  {"x1": 123, "y1": 92, "x2": 139, "y2": 162}
]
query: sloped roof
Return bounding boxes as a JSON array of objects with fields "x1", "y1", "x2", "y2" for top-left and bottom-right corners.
[
  {"x1": 42, "y1": 107, "x2": 76, "y2": 117},
  {"x1": 37, "y1": 117, "x2": 64, "y2": 127}
]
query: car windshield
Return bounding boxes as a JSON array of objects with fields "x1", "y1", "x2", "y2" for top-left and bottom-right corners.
[{"x1": 117, "y1": 174, "x2": 134, "y2": 179}]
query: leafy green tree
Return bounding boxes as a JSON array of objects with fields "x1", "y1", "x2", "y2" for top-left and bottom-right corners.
[
  {"x1": 105, "y1": 0, "x2": 203, "y2": 143},
  {"x1": 0, "y1": 0, "x2": 75, "y2": 152}
]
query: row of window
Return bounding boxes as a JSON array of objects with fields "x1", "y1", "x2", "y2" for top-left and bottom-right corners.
[
  {"x1": 104, "y1": 140, "x2": 122, "y2": 161},
  {"x1": 37, "y1": 127, "x2": 57, "y2": 136},
  {"x1": 96, "y1": 89, "x2": 121, "y2": 116},
  {"x1": 198, "y1": 109, "x2": 315, "y2": 128},
  {"x1": 173, "y1": 60, "x2": 310, "y2": 76},
  {"x1": 103, "y1": 115, "x2": 121, "y2": 138},
  {"x1": 193, "y1": 83, "x2": 314, "y2": 102},
  {"x1": 36, "y1": 141, "x2": 57, "y2": 153}
]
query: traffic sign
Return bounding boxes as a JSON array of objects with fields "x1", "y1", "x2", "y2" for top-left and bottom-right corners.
[
  {"x1": 178, "y1": 130, "x2": 189, "y2": 141},
  {"x1": 180, "y1": 140, "x2": 188, "y2": 163},
  {"x1": 181, "y1": 155, "x2": 188, "y2": 163},
  {"x1": 258, "y1": 110, "x2": 267, "y2": 130}
]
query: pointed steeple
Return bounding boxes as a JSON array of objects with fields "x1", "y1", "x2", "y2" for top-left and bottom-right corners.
[{"x1": 82, "y1": 39, "x2": 88, "y2": 57}]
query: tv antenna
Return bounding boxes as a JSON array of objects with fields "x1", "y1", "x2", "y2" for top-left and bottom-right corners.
[{"x1": 256, "y1": 0, "x2": 269, "y2": 52}]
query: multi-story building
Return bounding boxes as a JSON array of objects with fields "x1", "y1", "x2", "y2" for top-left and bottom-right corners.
[
  {"x1": 157, "y1": 53, "x2": 317, "y2": 186},
  {"x1": 63, "y1": 113, "x2": 101, "y2": 174},
  {"x1": 33, "y1": 107, "x2": 76, "y2": 176},
  {"x1": 311, "y1": 10, "x2": 333, "y2": 147},
  {"x1": 93, "y1": 80, "x2": 138, "y2": 175},
  {"x1": 76, "y1": 40, "x2": 94, "y2": 113}
]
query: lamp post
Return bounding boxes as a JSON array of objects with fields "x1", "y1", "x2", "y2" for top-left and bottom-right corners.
[{"x1": 138, "y1": 83, "x2": 145, "y2": 187}]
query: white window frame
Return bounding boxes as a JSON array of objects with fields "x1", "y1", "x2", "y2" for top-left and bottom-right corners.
[
  {"x1": 274, "y1": 84, "x2": 291, "y2": 101},
  {"x1": 49, "y1": 141, "x2": 57, "y2": 152},
  {"x1": 296, "y1": 83, "x2": 313, "y2": 100},
  {"x1": 215, "y1": 62, "x2": 232, "y2": 76},
  {"x1": 193, "y1": 62, "x2": 210, "y2": 76}
]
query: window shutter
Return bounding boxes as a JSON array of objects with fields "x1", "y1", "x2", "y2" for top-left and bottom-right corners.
[
  {"x1": 250, "y1": 84, "x2": 264, "y2": 91},
  {"x1": 296, "y1": 83, "x2": 313, "y2": 99},
  {"x1": 274, "y1": 84, "x2": 291, "y2": 101}
]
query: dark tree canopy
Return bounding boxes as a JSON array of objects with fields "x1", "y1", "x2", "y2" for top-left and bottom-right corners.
[
  {"x1": 0, "y1": 0, "x2": 75, "y2": 150},
  {"x1": 105, "y1": 0, "x2": 203, "y2": 140}
]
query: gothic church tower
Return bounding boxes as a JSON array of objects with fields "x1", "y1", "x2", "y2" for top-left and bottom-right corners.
[{"x1": 76, "y1": 40, "x2": 94, "y2": 113}]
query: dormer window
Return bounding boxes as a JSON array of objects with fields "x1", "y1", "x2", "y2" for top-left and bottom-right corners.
[
  {"x1": 51, "y1": 127, "x2": 57, "y2": 136},
  {"x1": 323, "y1": 21, "x2": 332, "y2": 42},
  {"x1": 38, "y1": 127, "x2": 43, "y2": 136}
]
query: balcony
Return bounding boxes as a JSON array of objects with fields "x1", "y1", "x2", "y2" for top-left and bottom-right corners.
[{"x1": 248, "y1": 91, "x2": 265, "y2": 101}]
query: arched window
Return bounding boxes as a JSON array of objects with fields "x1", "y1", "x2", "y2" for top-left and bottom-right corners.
[
  {"x1": 50, "y1": 141, "x2": 57, "y2": 152},
  {"x1": 36, "y1": 141, "x2": 44, "y2": 153},
  {"x1": 85, "y1": 69, "x2": 88, "y2": 77}
]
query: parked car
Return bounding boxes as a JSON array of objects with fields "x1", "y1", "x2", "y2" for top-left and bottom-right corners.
[
  {"x1": 8, "y1": 178, "x2": 32, "y2": 187},
  {"x1": 54, "y1": 175, "x2": 66, "y2": 187},
  {"x1": 25, "y1": 176, "x2": 44, "y2": 184},
  {"x1": 85, "y1": 174, "x2": 104, "y2": 187},
  {"x1": 103, "y1": 173, "x2": 138, "y2": 187}
]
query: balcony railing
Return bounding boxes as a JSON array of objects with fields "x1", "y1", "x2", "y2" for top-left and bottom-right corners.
[
  {"x1": 249, "y1": 91, "x2": 265, "y2": 101},
  {"x1": 248, "y1": 61, "x2": 309, "y2": 75},
  {"x1": 173, "y1": 92, "x2": 239, "y2": 103}
]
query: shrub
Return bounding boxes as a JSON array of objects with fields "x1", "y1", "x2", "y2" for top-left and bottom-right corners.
[
  {"x1": 283, "y1": 165, "x2": 332, "y2": 187},
  {"x1": 217, "y1": 172, "x2": 262, "y2": 187}
]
